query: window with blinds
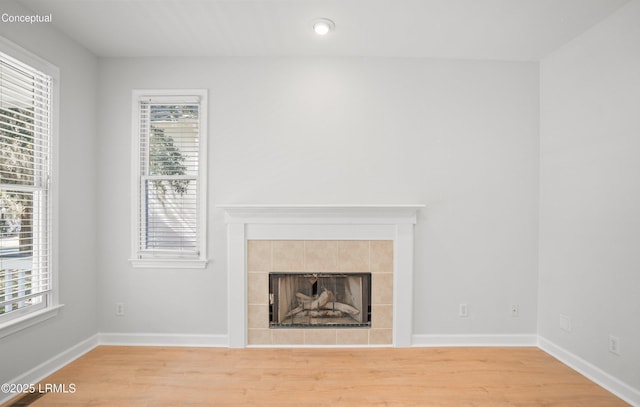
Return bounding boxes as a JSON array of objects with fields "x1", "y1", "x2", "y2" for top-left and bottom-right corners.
[
  {"x1": 132, "y1": 91, "x2": 207, "y2": 268},
  {"x1": 0, "y1": 50, "x2": 52, "y2": 322}
]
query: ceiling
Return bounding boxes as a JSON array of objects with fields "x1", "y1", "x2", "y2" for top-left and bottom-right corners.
[{"x1": 18, "y1": 0, "x2": 630, "y2": 60}]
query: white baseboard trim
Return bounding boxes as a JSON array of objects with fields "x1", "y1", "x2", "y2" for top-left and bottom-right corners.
[
  {"x1": 98, "y1": 332, "x2": 229, "y2": 347},
  {"x1": 0, "y1": 334, "x2": 99, "y2": 405},
  {"x1": 412, "y1": 334, "x2": 539, "y2": 347},
  {"x1": 538, "y1": 336, "x2": 640, "y2": 407}
]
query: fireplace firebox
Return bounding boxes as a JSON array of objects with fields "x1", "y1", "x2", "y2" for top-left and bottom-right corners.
[{"x1": 269, "y1": 273, "x2": 372, "y2": 328}]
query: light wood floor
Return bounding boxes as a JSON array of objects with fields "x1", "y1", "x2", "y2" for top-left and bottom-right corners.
[{"x1": 3, "y1": 346, "x2": 628, "y2": 406}]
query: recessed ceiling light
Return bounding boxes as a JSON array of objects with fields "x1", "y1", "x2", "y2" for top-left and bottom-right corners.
[{"x1": 313, "y1": 18, "x2": 335, "y2": 36}]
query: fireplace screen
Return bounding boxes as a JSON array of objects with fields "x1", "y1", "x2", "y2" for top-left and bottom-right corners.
[{"x1": 269, "y1": 273, "x2": 371, "y2": 328}]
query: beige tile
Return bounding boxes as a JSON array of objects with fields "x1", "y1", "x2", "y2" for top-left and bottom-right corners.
[
  {"x1": 247, "y1": 329, "x2": 272, "y2": 345},
  {"x1": 371, "y1": 240, "x2": 393, "y2": 273},
  {"x1": 247, "y1": 240, "x2": 272, "y2": 272},
  {"x1": 248, "y1": 304, "x2": 269, "y2": 329},
  {"x1": 247, "y1": 272, "x2": 269, "y2": 305},
  {"x1": 271, "y1": 329, "x2": 305, "y2": 345},
  {"x1": 337, "y1": 241, "x2": 370, "y2": 272},
  {"x1": 369, "y1": 329, "x2": 393, "y2": 345},
  {"x1": 304, "y1": 329, "x2": 337, "y2": 345},
  {"x1": 304, "y1": 241, "x2": 338, "y2": 272},
  {"x1": 272, "y1": 240, "x2": 305, "y2": 271},
  {"x1": 372, "y1": 305, "x2": 393, "y2": 329},
  {"x1": 336, "y1": 329, "x2": 369, "y2": 345},
  {"x1": 372, "y1": 273, "x2": 393, "y2": 305}
]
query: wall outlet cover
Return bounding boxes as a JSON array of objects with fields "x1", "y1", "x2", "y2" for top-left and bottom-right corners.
[
  {"x1": 510, "y1": 304, "x2": 519, "y2": 317},
  {"x1": 608, "y1": 335, "x2": 620, "y2": 355},
  {"x1": 459, "y1": 303, "x2": 468, "y2": 318},
  {"x1": 115, "y1": 302, "x2": 125, "y2": 316},
  {"x1": 559, "y1": 314, "x2": 572, "y2": 332}
]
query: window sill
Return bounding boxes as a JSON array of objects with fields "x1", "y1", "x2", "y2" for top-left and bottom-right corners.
[
  {"x1": 129, "y1": 259, "x2": 208, "y2": 269},
  {"x1": 0, "y1": 304, "x2": 64, "y2": 339}
]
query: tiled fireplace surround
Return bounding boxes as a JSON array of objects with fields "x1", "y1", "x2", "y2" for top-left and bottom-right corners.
[
  {"x1": 221, "y1": 205, "x2": 423, "y2": 347},
  {"x1": 247, "y1": 240, "x2": 392, "y2": 345}
]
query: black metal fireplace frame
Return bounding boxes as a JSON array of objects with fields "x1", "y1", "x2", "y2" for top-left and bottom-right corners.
[{"x1": 269, "y1": 272, "x2": 372, "y2": 328}]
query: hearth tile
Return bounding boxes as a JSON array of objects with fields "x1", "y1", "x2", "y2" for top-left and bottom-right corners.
[
  {"x1": 304, "y1": 240, "x2": 338, "y2": 272},
  {"x1": 371, "y1": 240, "x2": 393, "y2": 273},
  {"x1": 273, "y1": 240, "x2": 305, "y2": 271},
  {"x1": 336, "y1": 329, "x2": 369, "y2": 345},
  {"x1": 372, "y1": 305, "x2": 393, "y2": 329},
  {"x1": 271, "y1": 329, "x2": 305, "y2": 345},
  {"x1": 247, "y1": 329, "x2": 271, "y2": 345},
  {"x1": 248, "y1": 304, "x2": 269, "y2": 329},
  {"x1": 247, "y1": 240, "x2": 272, "y2": 272},
  {"x1": 369, "y1": 329, "x2": 393, "y2": 345},
  {"x1": 247, "y1": 272, "x2": 269, "y2": 305},
  {"x1": 304, "y1": 329, "x2": 337, "y2": 345},
  {"x1": 372, "y1": 273, "x2": 394, "y2": 305},
  {"x1": 337, "y1": 241, "x2": 370, "y2": 272}
]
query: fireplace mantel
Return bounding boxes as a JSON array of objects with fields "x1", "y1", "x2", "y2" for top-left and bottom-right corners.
[
  {"x1": 220, "y1": 204, "x2": 424, "y2": 224},
  {"x1": 219, "y1": 204, "x2": 425, "y2": 347}
]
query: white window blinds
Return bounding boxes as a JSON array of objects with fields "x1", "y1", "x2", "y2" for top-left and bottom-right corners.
[
  {"x1": 134, "y1": 93, "x2": 206, "y2": 264},
  {"x1": 0, "y1": 51, "x2": 52, "y2": 320}
]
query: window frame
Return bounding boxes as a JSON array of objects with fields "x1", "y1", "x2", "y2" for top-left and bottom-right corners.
[
  {"x1": 130, "y1": 89, "x2": 208, "y2": 269},
  {"x1": 0, "y1": 37, "x2": 62, "y2": 338}
]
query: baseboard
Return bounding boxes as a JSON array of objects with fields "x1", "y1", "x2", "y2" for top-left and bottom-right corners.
[
  {"x1": 98, "y1": 332, "x2": 229, "y2": 347},
  {"x1": 0, "y1": 334, "x2": 99, "y2": 405},
  {"x1": 411, "y1": 333, "x2": 538, "y2": 347},
  {"x1": 538, "y1": 336, "x2": 640, "y2": 406}
]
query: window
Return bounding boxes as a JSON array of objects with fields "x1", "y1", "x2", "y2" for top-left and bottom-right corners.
[
  {"x1": 131, "y1": 90, "x2": 207, "y2": 268},
  {"x1": 0, "y1": 40, "x2": 59, "y2": 335}
]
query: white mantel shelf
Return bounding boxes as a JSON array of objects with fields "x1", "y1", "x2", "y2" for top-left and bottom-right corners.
[
  {"x1": 218, "y1": 204, "x2": 425, "y2": 225},
  {"x1": 220, "y1": 204, "x2": 425, "y2": 348}
]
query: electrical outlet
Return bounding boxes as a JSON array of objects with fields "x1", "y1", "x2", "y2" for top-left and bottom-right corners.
[
  {"x1": 115, "y1": 302, "x2": 125, "y2": 316},
  {"x1": 559, "y1": 314, "x2": 572, "y2": 332},
  {"x1": 459, "y1": 303, "x2": 468, "y2": 318},
  {"x1": 510, "y1": 304, "x2": 519, "y2": 318},
  {"x1": 609, "y1": 335, "x2": 620, "y2": 355}
]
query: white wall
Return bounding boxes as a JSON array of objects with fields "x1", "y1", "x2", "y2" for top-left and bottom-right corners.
[
  {"x1": 97, "y1": 57, "x2": 539, "y2": 337},
  {"x1": 539, "y1": 0, "x2": 640, "y2": 390},
  {"x1": 0, "y1": 1, "x2": 99, "y2": 384}
]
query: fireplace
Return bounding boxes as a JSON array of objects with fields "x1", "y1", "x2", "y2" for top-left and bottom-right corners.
[
  {"x1": 245, "y1": 240, "x2": 392, "y2": 345},
  {"x1": 270, "y1": 273, "x2": 372, "y2": 328},
  {"x1": 220, "y1": 204, "x2": 423, "y2": 347}
]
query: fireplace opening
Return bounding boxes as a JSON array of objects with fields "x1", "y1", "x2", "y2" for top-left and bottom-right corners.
[{"x1": 269, "y1": 273, "x2": 372, "y2": 328}]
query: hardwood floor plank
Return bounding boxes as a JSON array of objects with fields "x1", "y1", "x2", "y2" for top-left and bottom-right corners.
[{"x1": 2, "y1": 346, "x2": 628, "y2": 406}]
